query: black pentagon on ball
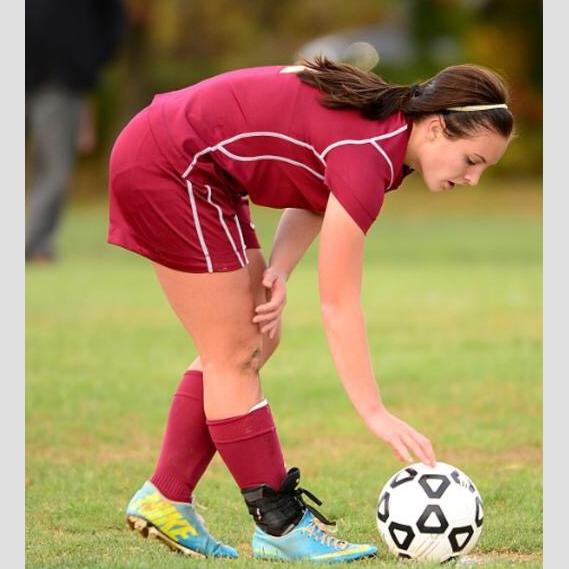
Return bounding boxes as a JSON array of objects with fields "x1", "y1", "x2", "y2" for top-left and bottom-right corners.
[
  {"x1": 475, "y1": 496, "x2": 484, "y2": 527},
  {"x1": 398, "y1": 553, "x2": 412, "y2": 559},
  {"x1": 390, "y1": 467, "x2": 418, "y2": 488},
  {"x1": 418, "y1": 474, "x2": 451, "y2": 498},
  {"x1": 388, "y1": 521, "x2": 415, "y2": 550},
  {"x1": 450, "y1": 470, "x2": 461, "y2": 485},
  {"x1": 451, "y1": 469, "x2": 476, "y2": 493},
  {"x1": 377, "y1": 491, "x2": 390, "y2": 523},
  {"x1": 448, "y1": 525, "x2": 475, "y2": 552},
  {"x1": 416, "y1": 504, "x2": 449, "y2": 534}
]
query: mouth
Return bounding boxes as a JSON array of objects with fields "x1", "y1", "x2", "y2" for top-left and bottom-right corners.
[{"x1": 445, "y1": 181, "x2": 456, "y2": 190}]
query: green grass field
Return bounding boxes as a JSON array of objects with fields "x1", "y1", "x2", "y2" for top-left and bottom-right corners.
[{"x1": 26, "y1": 178, "x2": 542, "y2": 568}]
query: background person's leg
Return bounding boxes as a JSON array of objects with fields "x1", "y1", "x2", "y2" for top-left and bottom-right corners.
[{"x1": 25, "y1": 86, "x2": 82, "y2": 260}]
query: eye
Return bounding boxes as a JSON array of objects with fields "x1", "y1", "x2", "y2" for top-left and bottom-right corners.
[{"x1": 465, "y1": 156, "x2": 477, "y2": 166}]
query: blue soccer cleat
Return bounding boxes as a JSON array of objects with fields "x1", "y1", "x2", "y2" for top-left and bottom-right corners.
[
  {"x1": 242, "y1": 467, "x2": 377, "y2": 563},
  {"x1": 251, "y1": 508, "x2": 378, "y2": 563},
  {"x1": 126, "y1": 481, "x2": 238, "y2": 558}
]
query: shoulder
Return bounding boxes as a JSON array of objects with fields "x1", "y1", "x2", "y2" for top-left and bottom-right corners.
[
  {"x1": 320, "y1": 111, "x2": 409, "y2": 156},
  {"x1": 322, "y1": 112, "x2": 410, "y2": 166}
]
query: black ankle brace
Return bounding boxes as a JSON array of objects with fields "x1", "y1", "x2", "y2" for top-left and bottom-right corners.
[{"x1": 241, "y1": 467, "x2": 335, "y2": 536}]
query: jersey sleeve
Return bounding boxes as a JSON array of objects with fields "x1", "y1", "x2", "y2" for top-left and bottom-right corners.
[{"x1": 324, "y1": 143, "x2": 391, "y2": 234}]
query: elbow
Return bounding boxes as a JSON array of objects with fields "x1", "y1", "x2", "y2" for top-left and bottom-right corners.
[
  {"x1": 320, "y1": 301, "x2": 342, "y2": 334},
  {"x1": 320, "y1": 295, "x2": 360, "y2": 325},
  {"x1": 320, "y1": 301, "x2": 338, "y2": 325}
]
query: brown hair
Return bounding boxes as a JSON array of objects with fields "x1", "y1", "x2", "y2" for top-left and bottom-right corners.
[{"x1": 297, "y1": 56, "x2": 514, "y2": 139}]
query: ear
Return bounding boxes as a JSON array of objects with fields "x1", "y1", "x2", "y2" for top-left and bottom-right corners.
[{"x1": 425, "y1": 115, "x2": 444, "y2": 142}]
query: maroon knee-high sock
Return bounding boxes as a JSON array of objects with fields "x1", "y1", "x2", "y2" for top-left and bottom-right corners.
[
  {"x1": 150, "y1": 370, "x2": 216, "y2": 502},
  {"x1": 207, "y1": 403, "x2": 287, "y2": 491}
]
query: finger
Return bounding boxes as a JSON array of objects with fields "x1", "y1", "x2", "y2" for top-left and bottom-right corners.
[
  {"x1": 417, "y1": 435, "x2": 437, "y2": 467},
  {"x1": 253, "y1": 309, "x2": 282, "y2": 324},
  {"x1": 401, "y1": 432, "x2": 432, "y2": 467},
  {"x1": 269, "y1": 323, "x2": 280, "y2": 339},
  {"x1": 255, "y1": 294, "x2": 285, "y2": 312},
  {"x1": 256, "y1": 317, "x2": 280, "y2": 331},
  {"x1": 389, "y1": 437, "x2": 413, "y2": 464},
  {"x1": 262, "y1": 276, "x2": 276, "y2": 288},
  {"x1": 406, "y1": 429, "x2": 436, "y2": 467},
  {"x1": 261, "y1": 320, "x2": 279, "y2": 335},
  {"x1": 255, "y1": 302, "x2": 284, "y2": 315},
  {"x1": 262, "y1": 269, "x2": 280, "y2": 287},
  {"x1": 254, "y1": 305, "x2": 283, "y2": 317},
  {"x1": 268, "y1": 278, "x2": 285, "y2": 294},
  {"x1": 261, "y1": 320, "x2": 278, "y2": 334}
]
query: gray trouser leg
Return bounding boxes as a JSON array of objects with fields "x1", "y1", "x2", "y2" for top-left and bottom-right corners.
[{"x1": 25, "y1": 86, "x2": 83, "y2": 258}]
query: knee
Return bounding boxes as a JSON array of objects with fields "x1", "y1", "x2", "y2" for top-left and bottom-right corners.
[
  {"x1": 237, "y1": 341, "x2": 263, "y2": 376},
  {"x1": 205, "y1": 336, "x2": 264, "y2": 378}
]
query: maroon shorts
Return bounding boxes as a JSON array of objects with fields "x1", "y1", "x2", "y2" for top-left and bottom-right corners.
[{"x1": 108, "y1": 108, "x2": 261, "y2": 273}]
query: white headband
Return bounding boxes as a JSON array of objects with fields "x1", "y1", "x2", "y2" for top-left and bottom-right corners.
[{"x1": 446, "y1": 103, "x2": 509, "y2": 112}]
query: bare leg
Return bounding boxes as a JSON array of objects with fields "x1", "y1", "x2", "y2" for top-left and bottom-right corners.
[
  {"x1": 152, "y1": 250, "x2": 288, "y2": 491},
  {"x1": 150, "y1": 249, "x2": 283, "y2": 502},
  {"x1": 152, "y1": 256, "x2": 265, "y2": 419},
  {"x1": 186, "y1": 249, "x2": 281, "y2": 374}
]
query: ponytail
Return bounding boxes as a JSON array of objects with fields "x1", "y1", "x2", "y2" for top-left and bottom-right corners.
[
  {"x1": 297, "y1": 57, "x2": 414, "y2": 120},
  {"x1": 297, "y1": 56, "x2": 514, "y2": 139}
]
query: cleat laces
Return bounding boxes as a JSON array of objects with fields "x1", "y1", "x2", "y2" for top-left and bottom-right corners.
[
  {"x1": 303, "y1": 519, "x2": 349, "y2": 550},
  {"x1": 292, "y1": 484, "x2": 336, "y2": 527}
]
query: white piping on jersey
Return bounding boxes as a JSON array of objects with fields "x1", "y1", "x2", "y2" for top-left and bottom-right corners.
[
  {"x1": 205, "y1": 185, "x2": 246, "y2": 268},
  {"x1": 233, "y1": 214, "x2": 249, "y2": 265},
  {"x1": 217, "y1": 145, "x2": 326, "y2": 181},
  {"x1": 371, "y1": 141, "x2": 394, "y2": 189},
  {"x1": 186, "y1": 180, "x2": 213, "y2": 272},
  {"x1": 319, "y1": 124, "x2": 408, "y2": 159},
  {"x1": 182, "y1": 131, "x2": 326, "y2": 179},
  {"x1": 181, "y1": 124, "x2": 408, "y2": 195}
]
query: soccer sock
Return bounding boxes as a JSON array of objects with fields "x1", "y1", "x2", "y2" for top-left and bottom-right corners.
[
  {"x1": 207, "y1": 402, "x2": 287, "y2": 491},
  {"x1": 150, "y1": 370, "x2": 216, "y2": 502}
]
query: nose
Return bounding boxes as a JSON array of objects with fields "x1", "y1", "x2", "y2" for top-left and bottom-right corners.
[{"x1": 464, "y1": 171, "x2": 482, "y2": 187}]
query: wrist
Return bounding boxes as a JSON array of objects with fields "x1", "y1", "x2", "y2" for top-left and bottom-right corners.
[
  {"x1": 361, "y1": 402, "x2": 388, "y2": 425},
  {"x1": 268, "y1": 262, "x2": 291, "y2": 281}
]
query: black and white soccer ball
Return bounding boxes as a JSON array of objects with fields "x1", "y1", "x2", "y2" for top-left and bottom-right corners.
[{"x1": 376, "y1": 462, "x2": 484, "y2": 563}]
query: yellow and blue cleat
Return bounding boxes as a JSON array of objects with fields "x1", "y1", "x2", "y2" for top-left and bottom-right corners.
[
  {"x1": 251, "y1": 509, "x2": 377, "y2": 563},
  {"x1": 126, "y1": 481, "x2": 238, "y2": 558}
]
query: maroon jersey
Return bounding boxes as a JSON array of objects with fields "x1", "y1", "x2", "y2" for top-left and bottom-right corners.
[{"x1": 147, "y1": 65, "x2": 412, "y2": 234}]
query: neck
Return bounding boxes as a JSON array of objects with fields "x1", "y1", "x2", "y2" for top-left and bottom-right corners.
[{"x1": 404, "y1": 119, "x2": 420, "y2": 171}]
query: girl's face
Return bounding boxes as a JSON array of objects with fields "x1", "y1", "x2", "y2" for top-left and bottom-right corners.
[{"x1": 406, "y1": 116, "x2": 510, "y2": 192}]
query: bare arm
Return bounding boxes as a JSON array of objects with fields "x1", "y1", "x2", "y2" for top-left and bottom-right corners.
[
  {"x1": 253, "y1": 208, "x2": 323, "y2": 337},
  {"x1": 318, "y1": 194, "x2": 435, "y2": 466},
  {"x1": 269, "y1": 208, "x2": 323, "y2": 278}
]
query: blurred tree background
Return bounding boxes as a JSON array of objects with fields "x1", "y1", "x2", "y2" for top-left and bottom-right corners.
[{"x1": 85, "y1": 0, "x2": 541, "y2": 201}]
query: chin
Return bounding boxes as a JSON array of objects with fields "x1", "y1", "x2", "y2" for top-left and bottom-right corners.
[
  {"x1": 419, "y1": 176, "x2": 436, "y2": 192},
  {"x1": 426, "y1": 182, "x2": 444, "y2": 193}
]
